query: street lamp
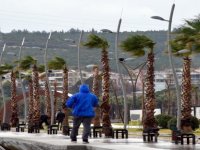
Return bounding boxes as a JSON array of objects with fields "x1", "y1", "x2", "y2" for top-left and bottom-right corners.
[
  {"x1": 44, "y1": 32, "x2": 54, "y2": 125},
  {"x1": 77, "y1": 30, "x2": 84, "y2": 84},
  {"x1": 114, "y1": 18, "x2": 128, "y2": 129},
  {"x1": 17, "y1": 37, "x2": 27, "y2": 123},
  {"x1": 119, "y1": 58, "x2": 147, "y2": 109},
  {"x1": 119, "y1": 58, "x2": 135, "y2": 110},
  {"x1": 0, "y1": 44, "x2": 6, "y2": 123},
  {"x1": 151, "y1": 3, "x2": 181, "y2": 130}
]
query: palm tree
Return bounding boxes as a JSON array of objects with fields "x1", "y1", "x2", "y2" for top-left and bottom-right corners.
[
  {"x1": 32, "y1": 64, "x2": 40, "y2": 126},
  {"x1": 92, "y1": 65, "x2": 101, "y2": 126},
  {"x1": 62, "y1": 65, "x2": 70, "y2": 134},
  {"x1": 27, "y1": 76, "x2": 34, "y2": 127},
  {"x1": 0, "y1": 64, "x2": 13, "y2": 123},
  {"x1": 10, "y1": 70, "x2": 18, "y2": 127},
  {"x1": 18, "y1": 56, "x2": 37, "y2": 125},
  {"x1": 48, "y1": 57, "x2": 67, "y2": 125},
  {"x1": 170, "y1": 16, "x2": 200, "y2": 124},
  {"x1": 84, "y1": 34, "x2": 112, "y2": 136},
  {"x1": 121, "y1": 35, "x2": 157, "y2": 131}
]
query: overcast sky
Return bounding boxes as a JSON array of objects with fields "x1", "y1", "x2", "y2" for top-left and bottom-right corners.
[{"x1": 0, "y1": 0, "x2": 199, "y2": 33}]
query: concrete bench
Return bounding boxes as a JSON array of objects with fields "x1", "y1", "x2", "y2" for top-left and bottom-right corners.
[
  {"x1": 1, "y1": 123, "x2": 11, "y2": 131},
  {"x1": 90, "y1": 126, "x2": 102, "y2": 138},
  {"x1": 28, "y1": 124, "x2": 40, "y2": 133},
  {"x1": 16, "y1": 123, "x2": 26, "y2": 132},
  {"x1": 62, "y1": 126, "x2": 72, "y2": 136},
  {"x1": 175, "y1": 133, "x2": 195, "y2": 145},
  {"x1": 48, "y1": 125, "x2": 59, "y2": 134},
  {"x1": 112, "y1": 129, "x2": 128, "y2": 139},
  {"x1": 143, "y1": 128, "x2": 159, "y2": 142}
]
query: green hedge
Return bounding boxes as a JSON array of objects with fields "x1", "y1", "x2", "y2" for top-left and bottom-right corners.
[{"x1": 155, "y1": 114, "x2": 173, "y2": 129}]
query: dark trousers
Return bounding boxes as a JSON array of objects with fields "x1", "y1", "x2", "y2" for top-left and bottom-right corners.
[
  {"x1": 57, "y1": 121, "x2": 63, "y2": 130},
  {"x1": 70, "y1": 116, "x2": 93, "y2": 141}
]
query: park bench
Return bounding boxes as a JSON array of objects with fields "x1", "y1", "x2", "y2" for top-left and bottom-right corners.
[
  {"x1": 62, "y1": 126, "x2": 72, "y2": 136},
  {"x1": 175, "y1": 132, "x2": 195, "y2": 145},
  {"x1": 16, "y1": 123, "x2": 26, "y2": 132},
  {"x1": 112, "y1": 129, "x2": 128, "y2": 139},
  {"x1": 0, "y1": 123, "x2": 10, "y2": 131},
  {"x1": 48, "y1": 124, "x2": 59, "y2": 134},
  {"x1": 174, "y1": 120, "x2": 196, "y2": 145},
  {"x1": 90, "y1": 126, "x2": 102, "y2": 138},
  {"x1": 143, "y1": 128, "x2": 159, "y2": 142},
  {"x1": 28, "y1": 124, "x2": 40, "y2": 133}
]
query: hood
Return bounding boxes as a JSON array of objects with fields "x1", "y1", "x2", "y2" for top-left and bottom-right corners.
[{"x1": 79, "y1": 84, "x2": 90, "y2": 93}]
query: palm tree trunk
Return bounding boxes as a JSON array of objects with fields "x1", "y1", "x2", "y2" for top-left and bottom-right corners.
[
  {"x1": 181, "y1": 57, "x2": 192, "y2": 120},
  {"x1": 143, "y1": 52, "x2": 157, "y2": 130},
  {"x1": 28, "y1": 78, "x2": 33, "y2": 127},
  {"x1": 32, "y1": 65, "x2": 40, "y2": 126},
  {"x1": 92, "y1": 66, "x2": 101, "y2": 126},
  {"x1": 10, "y1": 71, "x2": 18, "y2": 127},
  {"x1": 100, "y1": 49, "x2": 112, "y2": 137},
  {"x1": 62, "y1": 65, "x2": 69, "y2": 129},
  {"x1": 0, "y1": 77, "x2": 6, "y2": 123}
]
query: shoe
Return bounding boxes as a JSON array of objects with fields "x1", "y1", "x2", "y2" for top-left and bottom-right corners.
[
  {"x1": 71, "y1": 139, "x2": 77, "y2": 143},
  {"x1": 83, "y1": 139, "x2": 89, "y2": 144}
]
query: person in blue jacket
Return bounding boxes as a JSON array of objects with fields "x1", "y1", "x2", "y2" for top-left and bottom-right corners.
[{"x1": 66, "y1": 84, "x2": 98, "y2": 144}]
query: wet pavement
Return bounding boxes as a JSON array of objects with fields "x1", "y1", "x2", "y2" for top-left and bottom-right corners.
[{"x1": 0, "y1": 131, "x2": 200, "y2": 150}]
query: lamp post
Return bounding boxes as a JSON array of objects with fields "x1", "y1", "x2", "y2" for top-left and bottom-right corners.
[
  {"x1": 119, "y1": 58, "x2": 147, "y2": 109},
  {"x1": 151, "y1": 3, "x2": 181, "y2": 130},
  {"x1": 17, "y1": 37, "x2": 27, "y2": 123},
  {"x1": 0, "y1": 44, "x2": 6, "y2": 123},
  {"x1": 44, "y1": 32, "x2": 54, "y2": 125},
  {"x1": 77, "y1": 30, "x2": 84, "y2": 84},
  {"x1": 114, "y1": 18, "x2": 128, "y2": 129},
  {"x1": 118, "y1": 58, "x2": 135, "y2": 109}
]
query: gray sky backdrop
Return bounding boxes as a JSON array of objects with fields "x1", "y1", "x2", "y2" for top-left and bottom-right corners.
[{"x1": 0, "y1": 0, "x2": 199, "y2": 32}]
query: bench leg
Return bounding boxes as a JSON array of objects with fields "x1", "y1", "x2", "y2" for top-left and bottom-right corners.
[
  {"x1": 116, "y1": 132, "x2": 118, "y2": 139},
  {"x1": 148, "y1": 134, "x2": 151, "y2": 142},
  {"x1": 122, "y1": 132, "x2": 124, "y2": 139},
  {"x1": 187, "y1": 137, "x2": 189, "y2": 145},
  {"x1": 181, "y1": 137, "x2": 184, "y2": 145},
  {"x1": 126, "y1": 132, "x2": 128, "y2": 139},
  {"x1": 155, "y1": 135, "x2": 157, "y2": 142},
  {"x1": 143, "y1": 135, "x2": 146, "y2": 141}
]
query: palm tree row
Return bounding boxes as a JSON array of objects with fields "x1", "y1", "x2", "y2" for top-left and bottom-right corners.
[{"x1": 1, "y1": 15, "x2": 200, "y2": 135}]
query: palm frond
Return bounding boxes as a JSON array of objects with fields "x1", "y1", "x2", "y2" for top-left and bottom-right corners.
[
  {"x1": 120, "y1": 35, "x2": 155, "y2": 57},
  {"x1": 83, "y1": 34, "x2": 109, "y2": 49},
  {"x1": 18, "y1": 56, "x2": 37, "y2": 70},
  {"x1": 48, "y1": 56, "x2": 66, "y2": 70}
]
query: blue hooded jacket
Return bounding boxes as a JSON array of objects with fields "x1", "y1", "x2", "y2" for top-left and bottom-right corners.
[{"x1": 66, "y1": 84, "x2": 98, "y2": 117}]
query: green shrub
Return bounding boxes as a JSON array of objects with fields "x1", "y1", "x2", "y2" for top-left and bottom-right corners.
[
  {"x1": 167, "y1": 116, "x2": 199, "y2": 131},
  {"x1": 155, "y1": 114, "x2": 172, "y2": 129},
  {"x1": 167, "y1": 117, "x2": 177, "y2": 130},
  {"x1": 190, "y1": 116, "x2": 199, "y2": 130}
]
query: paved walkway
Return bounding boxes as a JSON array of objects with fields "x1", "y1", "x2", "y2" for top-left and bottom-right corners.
[{"x1": 0, "y1": 131, "x2": 199, "y2": 150}]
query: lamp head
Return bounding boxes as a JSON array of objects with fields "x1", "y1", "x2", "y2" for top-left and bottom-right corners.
[
  {"x1": 151, "y1": 16, "x2": 169, "y2": 22},
  {"x1": 21, "y1": 37, "x2": 25, "y2": 46},
  {"x1": 101, "y1": 29, "x2": 113, "y2": 33},
  {"x1": 2, "y1": 43, "x2": 6, "y2": 52},
  {"x1": 118, "y1": 58, "x2": 125, "y2": 62}
]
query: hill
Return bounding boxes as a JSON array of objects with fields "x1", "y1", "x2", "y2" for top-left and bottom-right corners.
[{"x1": 0, "y1": 29, "x2": 200, "y2": 72}]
